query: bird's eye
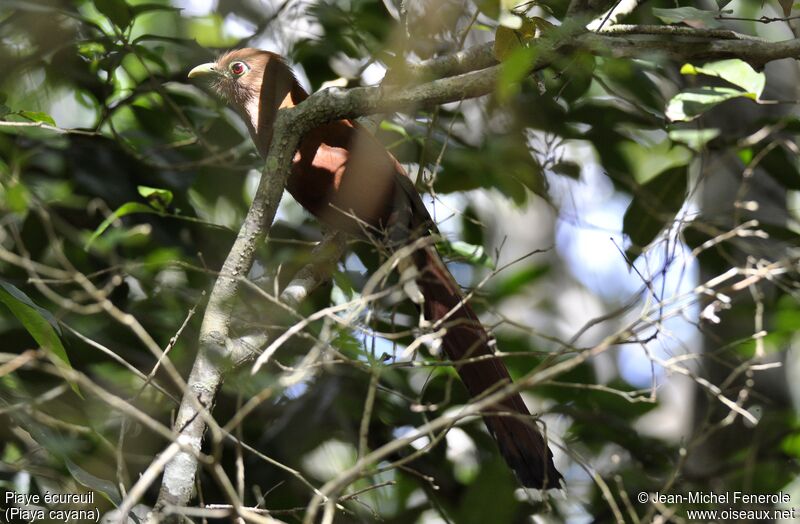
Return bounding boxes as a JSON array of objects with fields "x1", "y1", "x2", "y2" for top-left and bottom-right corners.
[{"x1": 230, "y1": 61, "x2": 247, "y2": 76}]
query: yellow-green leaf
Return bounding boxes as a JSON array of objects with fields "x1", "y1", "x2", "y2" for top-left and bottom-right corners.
[
  {"x1": 666, "y1": 87, "x2": 747, "y2": 122},
  {"x1": 19, "y1": 110, "x2": 55, "y2": 126},
  {"x1": 680, "y1": 59, "x2": 765, "y2": 98},
  {"x1": 493, "y1": 18, "x2": 539, "y2": 61},
  {"x1": 85, "y1": 202, "x2": 157, "y2": 249},
  {"x1": 138, "y1": 185, "x2": 173, "y2": 211},
  {"x1": 438, "y1": 240, "x2": 495, "y2": 269}
]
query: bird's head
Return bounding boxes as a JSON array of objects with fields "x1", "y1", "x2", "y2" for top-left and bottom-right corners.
[
  {"x1": 189, "y1": 48, "x2": 268, "y2": 108},
  {"x1": 189, "y1": 48, "x2": 305, "y2": 155}
]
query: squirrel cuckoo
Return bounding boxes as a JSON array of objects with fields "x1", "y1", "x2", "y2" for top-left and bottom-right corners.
[{"x1": 189, "y1": 49, "x2": 562, "y2": 489}]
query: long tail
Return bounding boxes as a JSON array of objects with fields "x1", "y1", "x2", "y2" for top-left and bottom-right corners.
[{"x1": 413, "y1": 245, "x2": 562, "y2": 489}]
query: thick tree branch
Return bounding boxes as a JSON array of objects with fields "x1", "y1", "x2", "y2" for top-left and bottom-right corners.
[
  {"x1": 581, "y1": 33, "x2": 800, "y2": 68},
  {"x1": 404, "y1": 31, "x2": 797, "y2": 82}
]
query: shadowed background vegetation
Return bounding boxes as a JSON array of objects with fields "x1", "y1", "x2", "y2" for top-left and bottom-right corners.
[{"x1": 1, "y1": 0, "x2": 800, "y2": 522}]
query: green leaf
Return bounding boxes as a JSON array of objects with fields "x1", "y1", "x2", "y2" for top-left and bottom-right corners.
[
  {"x1": 666, "y1": 87, "x2": 749, "y2": 122},
  {"x1": 439, "y1": 133, "x2": 546, "y2": 205},
  {"x1": 668, "y1": 128, "x2": 720, "y2": 150},
  {"x1": 94, "y1": 0, "x2": 132, "y2": 28},
  {"x1": 491, "y1": 265, "x2": 549, "y2": 300},
  {"x1": 18, "y1": 110, "x2": 55, "y2": 126},
  {"x1": 0, "y1": 93, "x2": 9, "y2": 118},
  {"x1": 758, "y1": 143, "x2": 800, "y2": 190},
  {"x1": 680, "y1": 59, "x2": 765, "y2": 98},
  {"x1": 781, "y1": 433, "x2": 800, "y2": 459},
  {"x1": 186, "y1": 14, "x2": 239, "y2": 47},
  {"x1": 494, "y1": 26, "x2": 522, "y2": 61},
  {"x1": 551, "y1": 161, "x2": 581, "y2": 179},
  {"x1": 138, "y1": 185, "x2": 173, "y2": 211},
  {"x1": 497, "y1": 46, "x2": 538, "y2": 103},
  {"x1": 493, "y1": 18, "x2": 539, "y2": 61},
  {"x1": 3, "y1": 182, "x2": 31, "y2": 214},
  {"x1": 85, "y1": 202, "x2": 157, "y2": 249},
  {"x1": 618, "y1": 138, "x2": 691, "y2": 184},
  {"x1": 623, "y1": 165, "x2": 688, "y2": 260},
  {"x1": 652, "y1": 7, "x2": 722, "y2": 28},
  {"x1": 438, "y1": 240, "x2": 495, "y2": 269},
  {"x1": 0, "y1": 282, "x2": 80, "y2": 396},
  {"x1": 476, "y1": 0, "x2": 500, "y2": 19},
  {"x1": 65, "y1": 458, "x2": 122, "y2": 506},
  {"x1": 738, "y1": 148, "x2": 753, "y2": 164},
  {"x1": 379, "y1": 120, "x2": 408, "y2": 138},
  {"x1": 0, "y1": 280, "x2": 61, "y2": 332},
  {"x1": 132, "y1": 44, "x2": 168, "y2": 73},
  {"x1": 131, "y1": 3, "x2": 181, "y2": 16}
]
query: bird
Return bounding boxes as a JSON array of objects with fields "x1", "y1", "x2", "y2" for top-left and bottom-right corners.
[{"x1": 189, "y1": 48, "x2": 562, "y2": 489}]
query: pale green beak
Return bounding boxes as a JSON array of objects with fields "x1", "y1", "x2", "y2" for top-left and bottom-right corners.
[{"x1": 188, "y1": 62, "x2": 218, "y2": 78}]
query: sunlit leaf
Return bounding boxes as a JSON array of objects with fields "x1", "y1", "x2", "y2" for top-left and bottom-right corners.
[
  {"x1": 738, "y1": 148, "x2": 753, "y2": 164},
  {"x1": 666, "y1": 87, "x2": 749, "y2": 122},
  {"x1": 379, "y1": 120, "x2": 409, "y2": 138},
  {"x1": 438, "y1": 240, "x2": 495, "y2": 269},
  {"x1": 618, "y1": 138, "x2": 691, "y2": 184},
  {"x1": 187, "y1": 14, "x2": 239, "y2": 47},
  {"x1": 680, "y1": 59, "x2": 765, "y2": 98},
  {"x1": 781, "y1": 433, "x2": 800, "y2": 459},
  {"x1": 18, "y1": 110, "x2": 56, "y2": 126},
  {"x1": 138, "y1": 185, "x2": 173, "y2": 211},
  {"x1": 668, "y1": 128, "x2": 720, "y2": 150},
  {"x1": 3, "y1": 182, "x2": 31, "y2": 214}
]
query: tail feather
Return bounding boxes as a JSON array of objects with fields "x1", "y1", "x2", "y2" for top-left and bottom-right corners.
[{"x1": 413, "y1": 246, "x2": 562, "y2": 489}]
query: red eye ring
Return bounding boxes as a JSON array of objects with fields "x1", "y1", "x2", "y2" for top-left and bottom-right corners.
[{"x1": 230, "y1": 62, "x2": 246, "y2": 76}]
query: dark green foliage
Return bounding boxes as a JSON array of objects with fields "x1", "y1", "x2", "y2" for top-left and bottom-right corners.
[
  {"x1": 1, "y1": 1, "x2": 799, "y2": 522},
  {"x1": 623, "y1": 165, "x2": 688, "y2": 259}
]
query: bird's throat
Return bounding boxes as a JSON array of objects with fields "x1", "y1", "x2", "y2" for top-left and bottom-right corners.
[{"x1": 244, "y1": 62, "x2": 308, "y2": 158}]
